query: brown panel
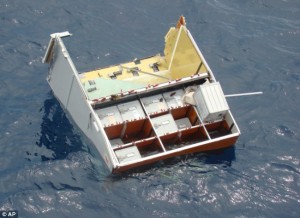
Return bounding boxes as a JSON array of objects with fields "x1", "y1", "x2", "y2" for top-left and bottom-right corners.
[
  {"x1": 136, "y1": 138, "x2": 164, "y2": 157},
  {"x1": 122, "y1": 118, "x2": 154, "y2": 143},
  {"x1": 171, "y1": 106, "x2": 189, "y2": 119},
  {"x1": 124, "y1": 119, "x2": 145, "y2": 138},
  {"x1": 104, "y1": 124, "x2": 123, "y2": 139},
  {"x1": 187, "y1": 106, "x2": 199, "y2": 125}
]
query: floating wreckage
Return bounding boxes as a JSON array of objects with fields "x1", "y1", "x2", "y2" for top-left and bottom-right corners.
[{"x1": 43, "y1": 16, "x2": 242, "y2": 173}]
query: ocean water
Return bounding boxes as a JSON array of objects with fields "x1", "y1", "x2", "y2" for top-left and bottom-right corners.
[{"x1": 0, "y1": 0, "x2": 300, "y2": 217}]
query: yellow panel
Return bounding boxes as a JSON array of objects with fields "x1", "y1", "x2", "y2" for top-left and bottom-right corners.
[
  {"x1": 80, "y1": 16, "x2": 208, "y2": 90},
  {"x1": 164, "y1": 27, "x2": 178, "y2": 68},
  {"x1": 168, "y1": 26, "x2": 204, "y2": 79}
]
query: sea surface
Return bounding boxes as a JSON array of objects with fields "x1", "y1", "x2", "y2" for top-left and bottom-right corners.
[{"x1": 1, "y1": 0, "x2": 300, "y2": 217}]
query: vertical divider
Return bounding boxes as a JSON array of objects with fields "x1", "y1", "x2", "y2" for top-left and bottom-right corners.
[
  {"x1": 138, "y1": 97, "x2": 167, "y2": 152},
  {"x1": 192, "y1": 106, "x2": 211, "y2": 140},
  {"x1": 120, "y1": 121, "x2": 127, "y2": 139}
]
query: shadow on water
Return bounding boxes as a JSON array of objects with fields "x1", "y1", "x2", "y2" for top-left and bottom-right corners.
[{"x1": 36, "y1": 93, "x2": 84, "y2": 161}]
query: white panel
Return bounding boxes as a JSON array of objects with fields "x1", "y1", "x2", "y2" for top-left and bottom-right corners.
[{"x1": 48, "y1": 41, "x2": 74, "y2": 107}]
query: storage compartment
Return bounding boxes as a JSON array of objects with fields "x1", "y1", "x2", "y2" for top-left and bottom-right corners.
[
  {"x1": 205, "y1": 119, "x2": 231, "y2": 139},
  {"x1": 180, "y1": 126, "x2": 208, "y2": 143},
  {"x1": 104, "y1": 123, "x2": 123, "y2": 139},
  {"x1": 136, "y1": 138, "x2": 164, "y2": 157},
  {"x1": 171, "y1": 106, "x2": 200, "y2": 129},
  {"x1": 117, "y1": 100, "x2": 146, "y2": 121},
  {"x1": 96, "y1": 106, "x2": 123, "y2": 126},
  {"x1": 141, "y1": 94, "x2": 168, "y2": 116},
  {"x1": 122, "y1": 119, "x2": 154, "y2": 143},
  {"x1": 163, "y1": 89, "x2": 185, "y2": 109},
  {"x1": 194, "y1": 82, "x2": 229, "y2": 122},
  {"x1": 159, "y1": 132, "x2": 180, "y2": 150},
  {"x1": 151, "y1": 114, "x2": 178, "y2": 136},
  {"x1": 115, "y1": 145, "x2": 141, "y2": 164},
  {"x1": 161, "y1": 126, "x2": 208, "y2": 150},
  {"x1": 104, "y1": 119, "x2": 154, "y2": 146}
]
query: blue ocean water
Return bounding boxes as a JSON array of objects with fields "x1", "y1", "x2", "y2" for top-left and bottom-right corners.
[{"x1": 1, "y1": 0, "x2": 300, "y2": 217}]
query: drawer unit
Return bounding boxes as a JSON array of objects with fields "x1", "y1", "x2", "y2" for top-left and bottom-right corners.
[
  {"x1": 96, "y1": 106, "x2": 123, "y2": 126},
  {"x1": 115, "y1": 146, "x2": 141, "y2": 164},
  {"x1": 141, "y1": 94, "x2": 168, "y2": 115},
  {"x1": 118, "y1": 100, "x2": 145, "y2": 121},
  {"x1": 151, "y1": 114, "x2": 178, "y2": 136}
]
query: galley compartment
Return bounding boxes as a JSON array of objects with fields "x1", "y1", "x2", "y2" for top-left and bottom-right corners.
[
  {"x1": 160, "y1": 126, "x2": 208, "y2": 150},
  {"x1": 104, "y1": 118, "x2": 154, "y2": 147},
  {"x1": 135, "y1": 137, "x2": 164, "y2": 157},
  {"x1": 171, "y1": 105, "x2": 200, "y2": 129},
  {"x1": 204, "y1": 111, "x2": 238, "y2": 139},
  {"x1": 122, "y1": 118, "x2": 154, "y2": 143}
]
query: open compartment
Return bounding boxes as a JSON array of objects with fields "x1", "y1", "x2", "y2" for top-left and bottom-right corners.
[
  {"x1": 205, "y1": 119, "x2": 232, "y2": 139},
  {"x1": 122, "y1": 118, "x2": 154, "y2": 143},
  {"x1": 104, "y1": 123, "x2": 124, "y2": 149},
  {"x1": 159, "y1": 132, "x2": 180, "y2": 150},
  {"x1": 136, "y1": 137, "x2": 164, "y2": 157},
  {"x1": 160, "y1": 126, "x2": 208, "y2": 150},
  {"x1": 104, "y1": 118, "x2": 155, "y2": 148},
  {"x1": 180, "y1": 126, "x2": 208, "y2": 144},
  {"x1": 171, "y1": 105, "x2": 200, "y2": 130}
]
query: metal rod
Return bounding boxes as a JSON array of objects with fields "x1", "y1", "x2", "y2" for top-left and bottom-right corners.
[{"x1": 225, "y1": 92, "x2": 263, "y2": 98}]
